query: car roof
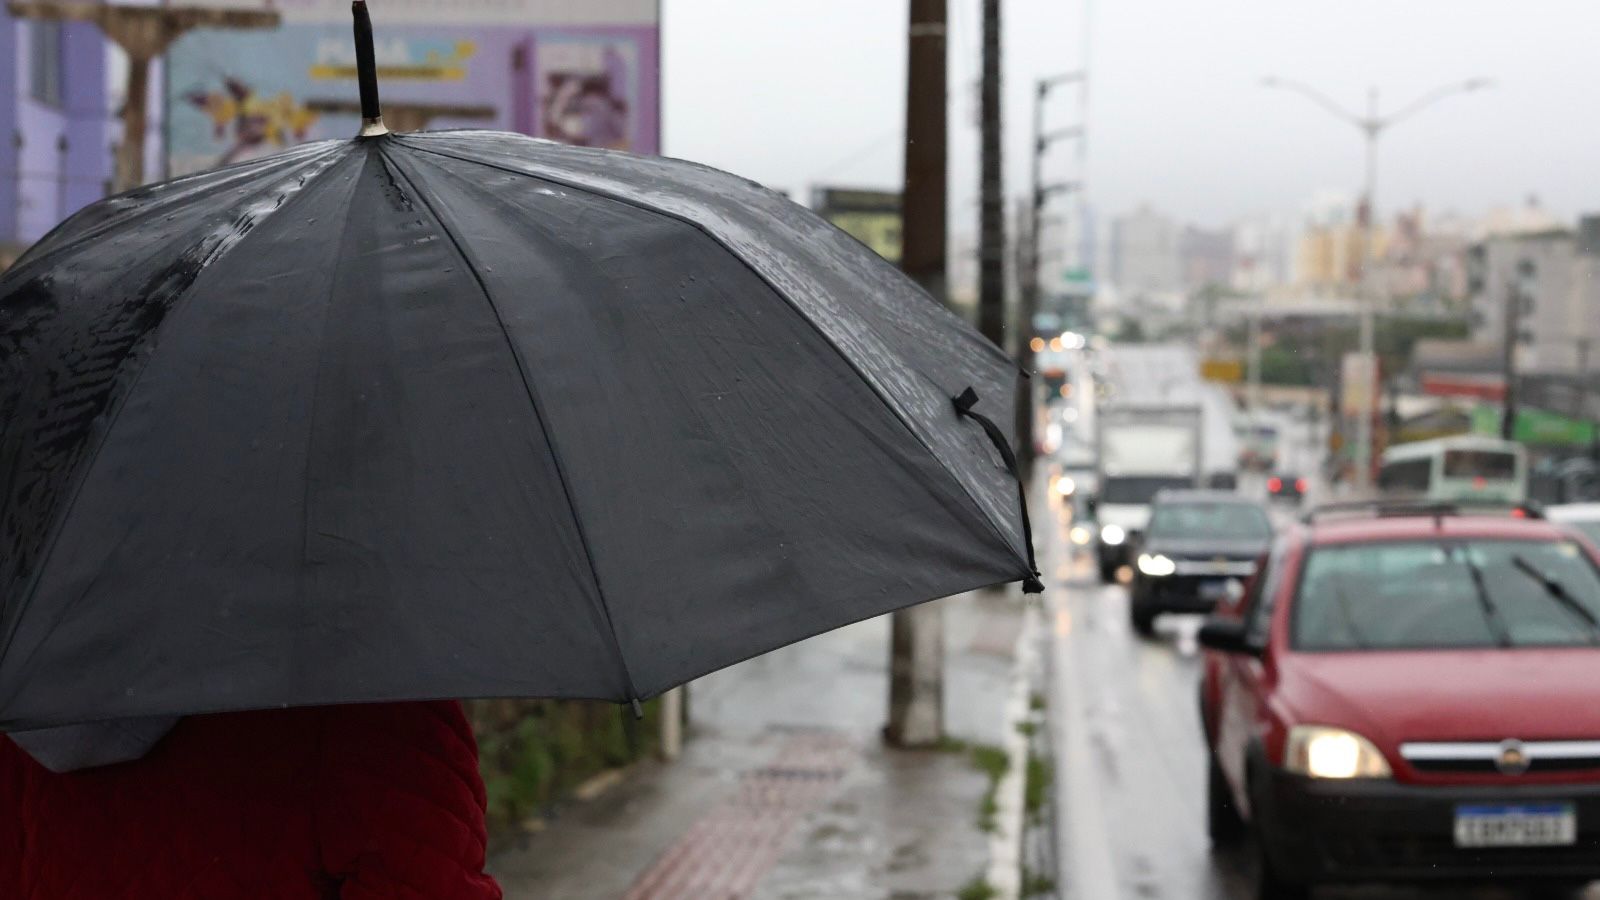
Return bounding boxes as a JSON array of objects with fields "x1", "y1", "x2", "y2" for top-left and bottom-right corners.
[
  {"x1": 1304, "y1": 513, "x2": 1574, "y2": 546},
  {"x1": 1152, "y1": 489, "x2": 1262, "y2": 506},
  {"x1": 1546, "y1": 503, "x2": 1600, "y2": 523}
]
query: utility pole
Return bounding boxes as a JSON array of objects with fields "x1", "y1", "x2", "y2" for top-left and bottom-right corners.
[
  {"x1": 1501, "y1": 279, "x2": 1521, "y2": 441},
  {"x1": 976, "y1": 0, "x2": 1004, "y2": 348},
  {"x1": 886, "y1": 0, "x2": 948, "y2": 749},
  {"x1": 1261, "y1": 75, "x2": 1490, "y2": 488},
  {"x1": 1018, "y1": 72, "x2": 1085, "y2": 476},
  {"x1": 6, "y1": 1, "x2": 277, "y2": 192}
]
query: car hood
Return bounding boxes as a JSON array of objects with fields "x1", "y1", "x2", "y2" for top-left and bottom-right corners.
[
  {"x1": 1280, "y1": 649, "x2": 1600, "y2": 743},
  {"x1": 1140, "y1": 536, "x2": 1267, "y2": 559}
]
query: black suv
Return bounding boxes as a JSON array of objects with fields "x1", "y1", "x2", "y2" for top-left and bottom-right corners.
[{"x1": 1128, "y1": 490, "x2": 1272, "y2": 636}]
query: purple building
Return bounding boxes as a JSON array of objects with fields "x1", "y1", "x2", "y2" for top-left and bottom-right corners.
[{"x1": 1, "y1": 11, "x2": 111, "y2": 263}]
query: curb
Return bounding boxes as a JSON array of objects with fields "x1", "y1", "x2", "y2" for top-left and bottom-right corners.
[{"x1": 986, "y1": 596, "x2": 1042, "y2": 898}]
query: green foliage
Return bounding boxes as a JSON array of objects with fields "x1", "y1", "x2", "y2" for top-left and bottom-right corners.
[
  {"x1": 1021, "y1": 866, "x2": 1057, "y2": 896},
  {"x1": 470, "y1": 698, "x2": 661, "y2": 837},
  {"x1": 1015, "y1": 720, "x2": 1039, "y2": 738},
  {"x1": 1029, "y1": 693, "x2": 1047, "y2": 712},
  {"x1": 1024, "y1": 754, "x2": 1053, "y2": 823},
  {"x1": 970, "y1": 744, "x2": 1009, "y2": 832},
  {"x1": 958, "y1": 875, "x2": 999, "y2": 900},
  {"x1": 970, "y1": 744, "x2": 1009, "y2": 780}
]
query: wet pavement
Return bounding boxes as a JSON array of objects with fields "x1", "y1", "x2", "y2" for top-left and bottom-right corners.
[
  {"x1": 490, "y1": 589, "x2": 1026, "y2": 899},
  {"x1": 1039, "y1": 466, "x2": 1600, "y2": 900}
]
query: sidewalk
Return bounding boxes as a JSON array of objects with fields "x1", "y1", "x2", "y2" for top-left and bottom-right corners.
[{"x1": 489, "y1": 589, "x2": 1025, "y2": 900}]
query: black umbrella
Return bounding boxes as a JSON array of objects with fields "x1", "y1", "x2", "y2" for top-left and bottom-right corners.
[{"x1": 0, "y1": 3, "x2": 1039, "y2": 731}]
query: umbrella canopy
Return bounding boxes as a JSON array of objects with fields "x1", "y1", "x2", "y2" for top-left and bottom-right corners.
[{"x1": 0, "y1": 30, "x2": 1036, "y2": 736}]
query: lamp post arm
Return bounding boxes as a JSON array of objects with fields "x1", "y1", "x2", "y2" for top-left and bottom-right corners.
[{"x1": 1260, "y1": 76, "x2": 1366, "y2": 129}]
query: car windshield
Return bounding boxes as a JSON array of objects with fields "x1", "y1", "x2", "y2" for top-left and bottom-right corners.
[
  {"x1": 1148, "y1": 502, "x2": 1271, "y2": 541},
  {"x1": 1100, "y1": 476, "x2": 1192, "y2": 505},
  {"x1": 1293, "y1": 539, "x2": 1600, "y2": 650},
  {"x1": 1443, "y1": 449, "x2": 1517, "y2": 480}
]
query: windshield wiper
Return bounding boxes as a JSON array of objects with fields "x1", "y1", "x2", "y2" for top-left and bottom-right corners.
[
  {"x1": 1510, "y1": 554, "x2": 1600, "y2": 645},
  {"x1": 1460, "y1": 552, "x2": 1514, "y2": 648}
]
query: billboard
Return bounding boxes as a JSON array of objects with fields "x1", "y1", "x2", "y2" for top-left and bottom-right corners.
[
  {"x1": 164, "y1": 0, "x2": 659, "y2": 176},
  {"x1": 811, "y1": 187, "x2": 901, "y2": 264}
]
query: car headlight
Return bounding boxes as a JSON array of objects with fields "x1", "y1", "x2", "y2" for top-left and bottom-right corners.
[
  {"x1": 1285, "y1": 726, "x2": 1392, "y2": 779},
  {"x1": 1099, "y1": 524, "x2": 1126, "y2": 545},
  {"x1": 1068, "y1": 525, "x2": 1092, "y2": 545},
  {"x1": 1054, "y1": 476, "x2": 1076, "y2": 498},
  {"x1": 1136, "y1": 553, "x2": 1176, "y2": 577}
]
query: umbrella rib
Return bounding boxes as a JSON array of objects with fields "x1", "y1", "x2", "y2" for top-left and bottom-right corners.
[
  {"x1": 375, "y1": 144, "x2": 643, "y2": 710},
  {"x1": 394, "y1": 137, "x2": 1034, "y2": 580}
]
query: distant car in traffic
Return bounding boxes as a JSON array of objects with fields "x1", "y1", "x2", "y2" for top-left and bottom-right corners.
[
  {"x1": 1127, "y1": 491, "x2": 1272, "y2": 636},
  {"x1": 1547, "y1": 503, "x2": 1600, "y2": 549},
  {"x1": 1266, "y1": 472, "x2": 1307, "y2": 503},
  {"x1": 1199, "y1": 500, "x2": 1600, "y2": 898}
]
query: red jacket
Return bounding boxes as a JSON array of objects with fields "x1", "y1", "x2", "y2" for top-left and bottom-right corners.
[{"x1": 1, "y1": 701, "x2": 502, "y2": 899}]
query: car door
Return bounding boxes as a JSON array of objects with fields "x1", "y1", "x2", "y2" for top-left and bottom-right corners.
[{"x1": 1215, "y1": 537, "x2": 1289, "y2": 810}]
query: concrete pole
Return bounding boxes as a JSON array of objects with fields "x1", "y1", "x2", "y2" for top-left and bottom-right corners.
[
  {"x1": 1352, "y1": 88, "x2": 1379, "y2": 491},
  {"x1": 1248, "y1": 304, "x2": 1263, "y2": 433},
  {"x1": 115, "y1": 52, "x2": 152, "y2": 193},
  {"x1": 658, "y1": 686, "x2": 683, "y2": 761},
  {"x1": 1502, "y1": 279, "x2": 1519, "y2": 440},
  {"x1": 886, "y1": 0, "x2": 948, "y2": 749},
  {"x1": 976, "y1": 0, "x2": 1005, "y2": 348}
]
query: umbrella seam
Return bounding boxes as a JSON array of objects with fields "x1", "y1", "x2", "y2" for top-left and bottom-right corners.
[
  {"x1": 375, "y1": 143, "x2": 643, "y2": 707},
  {"x1": 0, "y1": 144, "x2": 352, "y2": 698},
  {"x1": 394, "y1": 137, "x2": 1034, "y2": 579}
]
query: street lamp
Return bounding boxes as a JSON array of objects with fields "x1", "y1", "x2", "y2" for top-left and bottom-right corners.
[{"x1": 1261, "y1": 76, "x2": 1491, "y2": 490}]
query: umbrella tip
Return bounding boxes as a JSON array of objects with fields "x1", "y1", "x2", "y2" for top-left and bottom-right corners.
[
  {"x1": 351, "y1": 0, "x2": 388, "y2": 137},
  {"x1": 630, "y1": 697, "x2": 643, "y2": 720}
]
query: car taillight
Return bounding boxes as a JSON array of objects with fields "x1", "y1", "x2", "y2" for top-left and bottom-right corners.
[
  {"x1": 1295, "y1": 478, "x2": 1307, "y2": 492},
  {"x1": 1510, "y1": 507, "x2": 1527, "y2": 519},
  {"x1": 1267, "y1": 477, "x2": 1282, "y2": 492}
]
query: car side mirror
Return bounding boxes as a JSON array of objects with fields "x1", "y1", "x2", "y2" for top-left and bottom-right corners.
[{"x1": 1198, "y1": 617, "x2": 1261, "y2": 656}]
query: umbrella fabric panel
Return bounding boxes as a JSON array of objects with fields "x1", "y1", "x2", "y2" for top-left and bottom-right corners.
[
  {"x1": 1, "y1": 142, "x2": 349, "y2": 661},
  {"x1": 0, "y1": 144, "x2": 626, "y2": 729},
  {"x1": 386, "y1": 144, "x2": 1026, "y2": 699},
  {"x1": 397, "y1": 132, "x2": 1028, "y2": 563}
]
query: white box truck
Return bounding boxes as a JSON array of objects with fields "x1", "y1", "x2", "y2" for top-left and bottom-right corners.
[{"x1": 1091, "y1": 404, "x2": 1203, "y2": 582}]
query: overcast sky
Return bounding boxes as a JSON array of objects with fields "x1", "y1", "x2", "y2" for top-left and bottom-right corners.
[{"x1": 660, "y1": 0, "x2": 1597, "y2": 230}]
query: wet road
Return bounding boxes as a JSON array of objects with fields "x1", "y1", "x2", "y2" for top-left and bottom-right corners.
[{"x1": 1039, "y1": 479, "x2": 1599, "y2": 900}]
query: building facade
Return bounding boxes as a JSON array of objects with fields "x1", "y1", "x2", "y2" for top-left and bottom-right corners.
[
  {"x1": 1110, "y1": 204, "x2": 1182, "y2": 299},
  {"x1": 1467, "y1": 220, "x2": 1597, "y2": 376},
  {"x1": 1, "y1": 12, "x2": 112, "y2": 264}
]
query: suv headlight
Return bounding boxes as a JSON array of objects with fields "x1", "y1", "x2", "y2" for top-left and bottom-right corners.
[
  {"x1": 1099, "y1": 524, "x2": 1126, "y2": 545},
  {"x1": 1136, "y1": 553, "x2": 1176, "y2": 577},
  {"x1": 1285, "y1": 726, "x2": 1392, "y2": 779}
]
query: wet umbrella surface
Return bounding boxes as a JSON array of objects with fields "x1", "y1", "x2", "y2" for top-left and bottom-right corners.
[{"x1": 0, "y1": 48, "x2": 1038, "y2": 731}]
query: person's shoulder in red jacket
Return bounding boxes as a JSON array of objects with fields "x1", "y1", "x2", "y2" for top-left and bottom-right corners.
[
  {"x1": 314, "y1": 700, "x2": 503, "y2": 900},
  {"x1": 1, "y1": 700, "x2": 501, "y2": 900}
]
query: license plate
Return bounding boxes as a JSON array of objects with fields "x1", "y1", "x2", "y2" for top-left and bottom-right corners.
[
  {"x1": 1198, "y1": 580, "x2": 1229, "y2": 600},
  {"x1": 1454, "y1": 803, "x2": 1577, "y2": 848}
]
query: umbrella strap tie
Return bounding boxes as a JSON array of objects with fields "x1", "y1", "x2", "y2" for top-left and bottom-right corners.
[{"x1": 953, "y1": 387, "x2": 1044, "y2": 593}]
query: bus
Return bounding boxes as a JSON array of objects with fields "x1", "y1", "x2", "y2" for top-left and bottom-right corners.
[{"x1": 1376, "y1": 435, "x2": 1528, "y2": 505}]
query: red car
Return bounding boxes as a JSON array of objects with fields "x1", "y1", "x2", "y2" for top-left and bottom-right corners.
[{"x1": 1199, "y1": 501, "x2": 1600, "y2": 898}]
